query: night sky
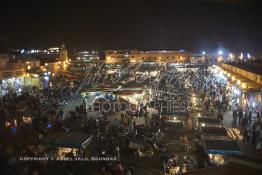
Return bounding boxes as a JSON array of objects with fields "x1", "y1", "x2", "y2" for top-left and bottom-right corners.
[{"x1": 0, "y1": 0, "x2": 261, "y2": 53}]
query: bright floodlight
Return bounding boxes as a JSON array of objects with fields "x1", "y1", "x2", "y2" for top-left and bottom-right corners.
[
  {"x1": 202, "y1": 51, "x2": 206, "y2": 55},
  {"x1": 218, "y1": 50, "x2": 223, "y2": 55},
  {"x1": 247, "y1": 53, "x2": 251, "y2": 59},
  {"x1": 229, "y1": 53, "x2": 234, "y2": 59},
  {"x1": 240, "y1": 52, "x2": 243, "y2": 59}
]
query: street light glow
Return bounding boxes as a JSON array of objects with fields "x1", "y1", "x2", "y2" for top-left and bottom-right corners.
[
  {"x1": 240, "y1": 52, "x2": 243, "y2": 59},
  {"x1": 229, "y1": 53, "x2": 234, "y2": 59},
  {"x1": 247, "y1": 53, "x2": 251, "y2": 59},
  {"x1": 218, "y1": 50, "x2": 223, "y2": 55}
]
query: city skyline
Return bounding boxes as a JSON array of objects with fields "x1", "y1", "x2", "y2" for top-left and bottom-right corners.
[{"x1": 1, "y1": 1, "x2": 262, "y2": 174}]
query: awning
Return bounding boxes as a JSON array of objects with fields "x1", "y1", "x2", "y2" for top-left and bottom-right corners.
[
  {"x1": 204, "y1": 139, "x2": 240, "y2": 155},
  {"x1": 198, "y1": 117, "x2": 222, "y2": 125},
  {"x1": 201, "y1": 126, "x2": 228, "y2": 136},
  {"x1": 47, "y1": 132, "x2": 93, "y2": 149}
]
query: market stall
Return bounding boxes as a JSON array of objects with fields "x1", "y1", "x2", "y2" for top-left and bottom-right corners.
[
  {"x1": 202, "y1": 135, "x2": 241, "y2": 165},
  {"x1": 47, "y1": 132, "x2": 93, "y2": 157},
  {"x1": 194, "y1": 117, "x2": 222, "y2": 129},
  {"x1": 200, "y1": 126, "x2": 228, "y2": 136}
]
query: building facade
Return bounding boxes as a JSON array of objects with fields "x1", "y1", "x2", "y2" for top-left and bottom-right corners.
[
  {"x1": 1, "y1": 54, "x2": 26, "y2": 80},
  {"x1": 105, "y1": 50, "x2": 191, "y2": 64},
  {"x1": 0, "y1": 60, "x2": 27, "y2": 95},
  {"x1": 220, "y1": 63, "x2": 262, "y2": 110},
  {"x1": 0, "y1": 54, "x2": 9, "y2": 66},
  {"x1": 0, "y1": 63, "x2": 26, "y2": 80},
  {"x1": 58, "y1": 43, "x2": 69, "y2": 61}
]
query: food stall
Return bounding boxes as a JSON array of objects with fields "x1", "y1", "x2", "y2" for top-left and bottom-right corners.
[
  {"x1": 128, "y1": 138, "x2": 146, "y2": 150},
  {"x1": 159, "y1": 111, "x2": 187, "y2": 131},
  {"x1": 200, "y1": 126, "x2": 228, "y2": 137},
  {"x1": 47, "y1": 132, "x2": 93, "y2": 158},
  {"x1": 202, "y1": 135, "x2": 241, "y2": 165},
  {"x1": 194, "y1": 117, "x2": 222, "y2": 129}
]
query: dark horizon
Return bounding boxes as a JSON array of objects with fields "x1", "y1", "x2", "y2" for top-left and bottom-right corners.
[{"x1": 0, "y1": 0, "x2": 261, "y2": 53}]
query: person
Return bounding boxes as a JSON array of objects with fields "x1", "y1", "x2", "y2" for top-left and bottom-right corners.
[
  {"x1": 256, "y1": 140, "x2": 262, "y2": 156},
  {"x1": 210, "y1": 101, "x2": 214, "y2": 116},
  {"x1": 252, "y1": 124, "x2": 257, "y2": 146},
  {"x1": 247, "y1": 127, "x2": 251, "y2": 143},
  {"x1": 242, "y1": 116, "x2": 248, "y2": 129},
  {"x1": 125, "y1": 168, "x2": 133, "y2": 175},
  {"x1": 161, "y1": 155, "x2": 168, "y2": 173},
  {"x1": 172, "y1": 154, "x2": 178, "y2": 167},
  {"x1": 257, "y1": 111, "x2": 261, "y2": 121},
  {"x1": 182, "y1": 135, "x2": 190, "y2": 152},
  {"x1": 218, "y1": 112, "x2": 223, "y2": 121},
  {"x1": 205, "y1": 100, "x2": 209, "y2": 111},
  {"x1": 238, "y1": 108, "x2": 243, "y2": 125},
  {"x1": 167, "y1": 158, "x2": 174, "y2": 171},
  {"x1": 256, "y1": 123, "x2": 261, "y2": 139},
  {"x1": 115, "y1": 162, "x2": 124, "y2": 175},
  {"x1": 233, "y1": 109, "x2": 237, "y2": 125},
  {"x1": 182, "y1": 156, "x2": 190, "y2": 172},
  {"x1": 248, "y1": 110, "x2": 252, "y2": 124},
  {"x1": 127, "y1": 166, "x2": 134, "y2": 175}
]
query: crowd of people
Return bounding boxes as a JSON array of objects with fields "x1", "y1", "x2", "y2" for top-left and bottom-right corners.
[
  {"x1": 200, "y1": 67, "x2": 262, "y2": 156},
  {"x1": 1, "y1": 63, "x2": 262, "y2": 175}
]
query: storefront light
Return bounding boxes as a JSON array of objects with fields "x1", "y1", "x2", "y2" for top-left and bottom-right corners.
[
  {"x1": 233, "y1": 88, "x2": 240, "y2": 95},
  {"x1": 237, "y1": 80, "x2": 241, "y2": 85},
  {"x1": 229, "y1": 53, "x2": 234, "y2": 59},
  {"x1": 241, "y1": 83, "x2": 247, "y2": 89}
]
